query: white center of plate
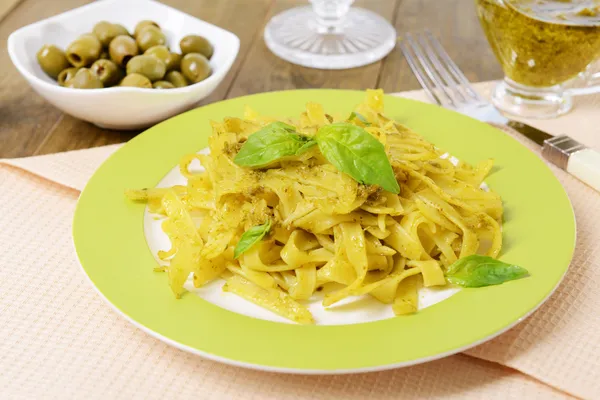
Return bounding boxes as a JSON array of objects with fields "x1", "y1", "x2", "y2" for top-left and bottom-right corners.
[{"x1": 143, "y1": 149, "x2": 461, "y2": 325}]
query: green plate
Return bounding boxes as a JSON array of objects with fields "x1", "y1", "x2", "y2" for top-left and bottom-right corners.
[{"x1": 73, "y1": 90, "x2": 575, "y2": 373}]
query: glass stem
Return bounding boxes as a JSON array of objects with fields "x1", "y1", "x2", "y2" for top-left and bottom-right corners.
[{"x1": 310, "y1": 0, "x2": 353, "y2": 33}]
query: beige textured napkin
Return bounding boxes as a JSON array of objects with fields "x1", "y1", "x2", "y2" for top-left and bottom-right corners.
[{"x1": 1, "y1": 82, "x2": 598, "y2": 400}]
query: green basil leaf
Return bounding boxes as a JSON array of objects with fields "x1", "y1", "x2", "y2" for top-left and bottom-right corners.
[
  {"x1": 316, "y1": 122, "x2": 400, "y2": 194},
  {"x1": 234, "y1": 122, "x2": 315, "y2": 168},
  {"x1": 296, "y1": 140, "x2": 318, "y2": 155},
  {"x1": 233, "y1": 220, "x2": 272, "y2": 259},
  {"x1": 446, "y1": 255, "x2": 529, "y2": 288},
  {"x1": 348, "y1": 112, "x2": 371, "y2": 126}
]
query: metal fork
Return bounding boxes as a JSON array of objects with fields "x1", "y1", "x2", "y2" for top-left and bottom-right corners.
[
  {"x1": 399, "y1": 31, "x2": 505, "y2": 123},
  {"x1": 398, "y1": 31, "x2": 600, "y2": 193}
]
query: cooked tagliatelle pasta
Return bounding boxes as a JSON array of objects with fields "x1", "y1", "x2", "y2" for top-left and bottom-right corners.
[{"x1": 126, "y1": 90, "x2": 507, "y2": 324}]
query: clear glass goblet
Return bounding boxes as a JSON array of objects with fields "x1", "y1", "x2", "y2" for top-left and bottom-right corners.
[{"x1": 264, "y1": 0, "x2": 397, "y2": 70}]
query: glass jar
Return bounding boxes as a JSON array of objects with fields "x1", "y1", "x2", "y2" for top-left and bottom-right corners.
[{"x1": 476, "y1": 0, "x2": 600, "y2": 118}]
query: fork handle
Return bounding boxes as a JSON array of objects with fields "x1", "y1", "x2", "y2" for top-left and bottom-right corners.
[{"x1": 542, "y1": 135, "x2": 600, "y2": 192}]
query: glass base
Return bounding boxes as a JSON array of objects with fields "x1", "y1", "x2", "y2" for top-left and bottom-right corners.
[
  {"x1": 491, "y1": 79, "x2": 573, "y2": 119},
  {"x1": 264, "y1": 6, "x2": 396, "y2": 70}
]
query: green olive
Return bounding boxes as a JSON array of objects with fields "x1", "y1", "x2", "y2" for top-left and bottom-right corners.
[
  {"x1": 99, "y1": 50, "x2": 110, "y2": 60},
  {"x1": 57, "y1": 67, "x2": 80, "y2": 86},
  {"x1": 165, "y1": 70, "x2": 188, "y2": 87},
  {"x1": 153, "y1": 80, "x2": 175, "y2": 89},
  {"x1": 134, "y1": 20, "x2": 160, "y2": 38},
  {"x1": 144, "y1": 45, "x2": 169, "y2": 63},
  {"x1": 145, "y1": 45, "x2": 181, "y2": 72},
  {"x1": 179, "y1": 35, "x2": 213, "y2": 59},
  {"x1": 36, "y1": 45, "x2": 70, "y2": 79},
  {"x1": 90, "y1": 59, "x2": 123, "y2": 87},
  {"x1": 126, "y1": 55, "x2": 166, "y2": 81},
  {"x1": 136, "y1": 26, "x2": 166, "y2": 52},
  {"x1": 120, "y1": 73, "x2": 152, "y2": 88},
  {"x1": 109, "y1": 35, "x2": 139, "y2": 67},
  {"x1": 114, "y1": 24, "x2": 129, "y2": 36},
  {"x1": 92, "y1": 21, "x2": 129, "y2": 47},
  {"x1": 166, "y1": 52, "x2": 182, "y2": 72},
  {"x1": 64, "y1": 68, "x2": 103, "y2": 89},
  {"x1": 66, "y1": 34, "x2": 102, "y2": 68},
  {"x1": 180, "y1": 53, "x2": 211, "y2": 83}
]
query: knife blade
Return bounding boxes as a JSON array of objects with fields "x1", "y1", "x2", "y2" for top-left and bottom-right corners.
[{"x1": 505, "y1": 120, "x2": 552, "y2": 146}]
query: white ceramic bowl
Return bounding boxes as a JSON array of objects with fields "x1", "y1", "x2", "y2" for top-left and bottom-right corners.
[{"x1": 7, "y1": 0, "x2": 240, "y2": 130}]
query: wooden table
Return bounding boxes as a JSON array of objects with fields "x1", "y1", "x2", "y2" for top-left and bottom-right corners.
[{"x1": 0, "y1": 0, "x2": 503, "y2": 158}]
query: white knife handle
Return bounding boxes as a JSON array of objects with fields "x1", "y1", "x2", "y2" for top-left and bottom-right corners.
[
  {"x1": 567, "y1": 148, "x2": 600, "y2": 192},
  {"x1": 542, "y1": 136, "x2": 600, "y2": 192}
]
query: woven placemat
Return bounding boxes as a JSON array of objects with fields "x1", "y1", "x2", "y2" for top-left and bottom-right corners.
[{"x1": 1, "y1": 82, "x2": 598, "y2": 399}]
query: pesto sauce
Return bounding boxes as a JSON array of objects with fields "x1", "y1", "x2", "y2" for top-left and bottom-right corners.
[{"x1": 476, "y1": 0, "x2": 600, "y2": 87}]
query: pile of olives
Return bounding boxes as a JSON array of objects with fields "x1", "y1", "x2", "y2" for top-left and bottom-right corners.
[{"x1": 36, "y1": 20, "x2": 213, "y2": 89}]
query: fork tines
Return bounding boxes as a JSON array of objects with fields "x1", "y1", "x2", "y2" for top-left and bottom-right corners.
[{"x1": 399, "y1": 31, "x2": 485, "y2": 108}]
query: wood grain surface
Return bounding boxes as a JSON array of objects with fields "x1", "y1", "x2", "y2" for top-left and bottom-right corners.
[{"x1": 0, "y1": 0, "x2": 503, "y2": 158}]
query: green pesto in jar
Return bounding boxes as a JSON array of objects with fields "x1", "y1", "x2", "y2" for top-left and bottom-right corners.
[{"x1": 476, "y1": 0, "x2": 600, "y2": 87}]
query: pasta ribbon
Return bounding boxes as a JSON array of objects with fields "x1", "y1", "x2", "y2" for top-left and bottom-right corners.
[{"x1": 223, "y1": 275, "x2": 314, "y2": 324}]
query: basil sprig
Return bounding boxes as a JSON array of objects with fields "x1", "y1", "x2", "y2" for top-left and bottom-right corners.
[
  {"x1": 445, "y1": 255, "x2": 529, "y2": 288},
  {"x1": 233, "y1": 121, "x2": 399, "y2": 194},
  {"x1": 233, "y1": 122, "x2": 317, "y2": 168},
  {"x1": 233, "y1": 220, "x2": 272, "y2": 259},
  {"x1": 316, "y1": 123, "x2": 400, "y2": 194},
  {"x1": 348, "y1": 111, "x2": 371, "y2": 126}
]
